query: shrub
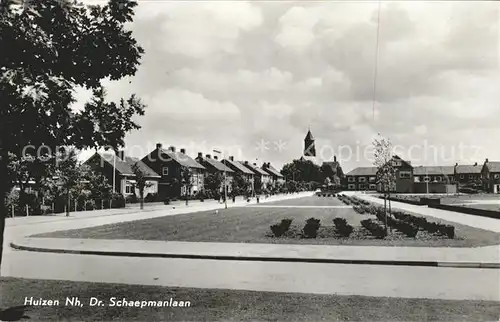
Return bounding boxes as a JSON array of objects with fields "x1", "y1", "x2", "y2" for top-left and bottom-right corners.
[
  {"x1": 84, "y1": 200, "x2": 95, "y2": 211},
  {"x1": 302, "y1": 218, "x2": 321, "y2": 238},
  {"x1": 125, "y1": 194, "x2": 138, "y2": 204},
  {"x1": 443, "y1": 225, "x2": 455, "y2": 239},
  {"x1": 361, "y1": 219, "x2": 387, "y2": 239},
  {"x1": 333, "y1": 217, "x2": 353, "y2": 237},
  {"x1": 110, "y1": 193, "x2": 125, "y2": 208},
  {"x1": 270, "y1": 218, "x2": 293, "y2": 237},
  {"x1": 144, "y1": 193, "x2": 160, "y2": 203},
  {"x1": 352, "y1": 205, "x2": 366, "y2": 214}
]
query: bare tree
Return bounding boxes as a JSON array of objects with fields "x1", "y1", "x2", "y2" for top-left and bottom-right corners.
[{"x1": 373, "y1": 134, "x2": 396, "y2": 234}]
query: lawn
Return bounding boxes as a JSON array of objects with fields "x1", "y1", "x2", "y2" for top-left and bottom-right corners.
[
  {"x1": 0, "y1": 277, "x2": 498, "y2": 321},
  {"x1": 35, "y1": 197, "x2": 500, "y2": 247}
]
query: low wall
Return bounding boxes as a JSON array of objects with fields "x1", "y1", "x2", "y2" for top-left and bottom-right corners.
[
  {"x1": 429, "y1": 204, "x2": 500, "y2": 219},
  {"x1": 413, "y1": 183, "x2": 457, "y2": 194}
]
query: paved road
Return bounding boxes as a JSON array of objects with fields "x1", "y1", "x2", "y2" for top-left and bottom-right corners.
[
  {"x1": 2, "y1": 251, "x2": 499, "y2": 301},
  {"x1": 350, "y1": 192, "x2": 500, "y2": 233}
]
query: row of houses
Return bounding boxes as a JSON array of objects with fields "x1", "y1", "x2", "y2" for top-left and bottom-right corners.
[
  {"x1": 345, "y1": 156, "x2": 500, "y2": 194},
  {"x1": 85, "y1": 143, "x2": 285, "y2": 199}
]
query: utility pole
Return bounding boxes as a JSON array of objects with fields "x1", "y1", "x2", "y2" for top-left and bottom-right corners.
[{"x1": 112, "y1": 153, "x2": 116, "y2": 194}]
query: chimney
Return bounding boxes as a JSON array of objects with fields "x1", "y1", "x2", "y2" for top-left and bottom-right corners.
[
  {"x1": 253, "y1": 162, "x2": 257, "y2": 166},
  {"x1": 116, "y1": 150, "x2": 124, "y2": 160},
  {"x1": 213, "y1": 155, "x2": 218, "y2": 160},
  {"x1": 156, "y1": 143, "x2": 162, "y2": 149},
  {"x1": 197, "y1": 152, "x2": 203, "y2": 158},
  {"x1": 474, "y1": 162, "x2": 478, "y2": 166},
  {"x1": 229, "y1": 156, "x2": 234, "y2": 161},
  {"x1": 206, "y1": 154, "x2": 211, "y2": 159},
  {"x1": 334, "y1": 156, "x2": 337, "y2": 162},
  {"x1": 168, "y1": 146, "x2": 176, "y2": 152},
  {"x1": 486, "y1": 158, "x2": 489, "y2": 163},
  {"x1": 244, "y1": 161, "x2": 248, "y2": 165},
  {"x1": 180, "y1": 148, "x2": 186, "y2": 154}
]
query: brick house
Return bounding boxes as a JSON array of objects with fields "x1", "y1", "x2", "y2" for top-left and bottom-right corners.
[
  {"x1": 345, "y1": 167, "x2": 378, "y2": 191},
  {"x1": 141, "y1": 143, "x2": 205, "y2": 199},
  {"x1": 222, "y1": 156, "x2": 255, "y2": 192},
  {"x1": 261, "y1": 162, "x2": 285, "y2": 187},
  {"x1": 240, "y1": 161, "x2": 271, "y2": 191},
  {"x1": 195, "y1": 153, "x2": 234, "y2": 193},
  {"x1": 454, "y1": 163, "x2": 482, "y2": 187},
  {"x1": 385, "y1": 155, "x2": 414, "y2": 193},
  {"x1": 481, "y1": 159, "x2": 500, "y2": 193},
  {"x1": 85, "y1": 151, "x2": 160, "y2": 197},
  {"x1": 345, "y1": 156, "x2": 413, "y2": 193}
]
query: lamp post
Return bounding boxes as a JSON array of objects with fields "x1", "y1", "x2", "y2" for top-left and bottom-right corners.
[
  {"x1": 213, "y1": 149, "x2": 227, "y2": 209},
  {"x1": 112, "y1": 152, "x2": 116, "y2": 194}
]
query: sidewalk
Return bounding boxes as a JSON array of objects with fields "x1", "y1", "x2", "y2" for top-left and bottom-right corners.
[
  {"x1": 11, "y1": 238, "x2": 500, "y2": 269},
  {"x1": 348, "y1": 192, "x2": 500, "y2": 233}
]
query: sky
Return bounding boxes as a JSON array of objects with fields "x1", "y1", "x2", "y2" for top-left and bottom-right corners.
[{"x1": 75, "y1": 0, "x2": 500, "y2": 172}]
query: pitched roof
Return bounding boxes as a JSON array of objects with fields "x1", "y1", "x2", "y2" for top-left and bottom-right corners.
[
  {"x1": 346, "y1": 167, "x2": 378, "y2": 176},
  {"x1": 198, "y1": 157, "x2": 234, "y2": 173},
  {"x1": 305, "y1": 129, "x2": 314, "y2": 140},
  {"x1": 240, "y1": 161, "x2": 269, "y2": 176},
  {"x1": 486, "y1": 161, "x2": 500, "y2": 172},
  {"x1": 262, "y1": 164, "x2": 283, "y2": 178},
  {"x1": 159, "y1": 149, "x2": 205, "y2": 169},
  {"x1": 223, "y1": 159, "x2": 254, "y2": 175},
  {"x1": 99, "y1": 153, "x2": 160, "y2": 177},
  {"x1": 413, "y1": 166, "x2": 455, "y2": 176},
  {"x1": 455, "y1": 164, "x2": 482, "y2": 174}
]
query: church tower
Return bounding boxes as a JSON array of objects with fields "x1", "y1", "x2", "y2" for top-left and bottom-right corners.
[
  {"x1": 304, "y1": 128, "x2": 316, "y2": 157},
  {"x1": 302, "y1": 128, "x2": 318, "y2": 164}
]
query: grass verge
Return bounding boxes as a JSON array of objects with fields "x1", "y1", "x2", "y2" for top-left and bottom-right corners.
[{"x1": 1, "y1": 277, "x2": 498, "y2": 321}]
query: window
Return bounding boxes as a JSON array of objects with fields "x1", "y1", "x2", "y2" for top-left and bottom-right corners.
[
  {"x1": 392, "y1": 160, "x2": 402, "y2": 167},
  {"x1": 424, "y1": 176, "x2": 430, "y2": 182},
  {"x1": 348, "y1": 184, "x2": 356, "y2": 190},
  {"x1": 369, "y1": 176, "x2": 376, "y2": 182},
  {"x1": 162, "y1": 167, "x2": 169, "y2": 176},
  {"x1": 358, "y1": 177, "x2": 366, "y2": 182},
  {"x1": 495, "y1": 174, "x2": 500, "y2": 179},
  {"x1": 359, "y1": 184, "x2": 367, "y2": 190},
  {"x1": 399, "y1": 171, "x2": 411, "y2": 179},
  {"x1": 435, "y1": 176, "x2": 442, "y2": 182},
  {"x1": 469, "y1": 175, "x2": 473, "y2": 179},
  {"x1": 369, "y1": 184, "x2": 377, "y2": 190},
  {"x1": 348, "y1": 177, "x2": 355, "y2": 182},
  {"x1": 125, "y1": 185, "x2": 134, "y2": 194},
  {"x1": 460, "y1": 175, "x2": 464, "y2": 179}
]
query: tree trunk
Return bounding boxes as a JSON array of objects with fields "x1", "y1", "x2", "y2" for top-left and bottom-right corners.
[
  {"x1": 140, "y1": 191, "x2": 144, "y2": 210},
  {"x1": 0, "y1": 149, "x2": 10, "y2": 270},
  {"x1": 66, "y1": 190, "x2": 70, "y2": 217},
  {"x1": 383, "y1": 192, "x2": 388, "y2": 234}
]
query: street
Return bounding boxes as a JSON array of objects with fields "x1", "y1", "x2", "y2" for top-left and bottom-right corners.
[{"x1": 2, "y1": 250, "x2": 499, "y2": 301}]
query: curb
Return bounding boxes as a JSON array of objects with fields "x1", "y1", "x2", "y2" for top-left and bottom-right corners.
[{"x1": 10, "y1": 242, "x2": 500, "y2": 269}]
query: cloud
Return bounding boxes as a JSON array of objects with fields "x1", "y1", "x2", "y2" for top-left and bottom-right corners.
[
  {"x1": 135, "y1": 2, "x2": 263, "y2": 58},
  {"x1": 77, "y1": 1, "x2": 500, "y2": 170}
]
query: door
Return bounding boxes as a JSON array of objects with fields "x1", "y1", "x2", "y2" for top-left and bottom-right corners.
[{"x1": 494, "y1": 184, "x2": 499, "y2": 194}]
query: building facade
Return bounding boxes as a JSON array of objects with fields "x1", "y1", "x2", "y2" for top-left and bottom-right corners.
[
  {"x1": 141, "y1": 144, "x2": 205, "y2": 199},
  {"x1": 85, "y1": 151, "x2": 160, "y2": 197},
  {"x1": 482, "y1": 159, "x2": 500, "y2": 193},
  {"x1": 195, "y1": 153, "x2": 234, "y2": 193}
]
